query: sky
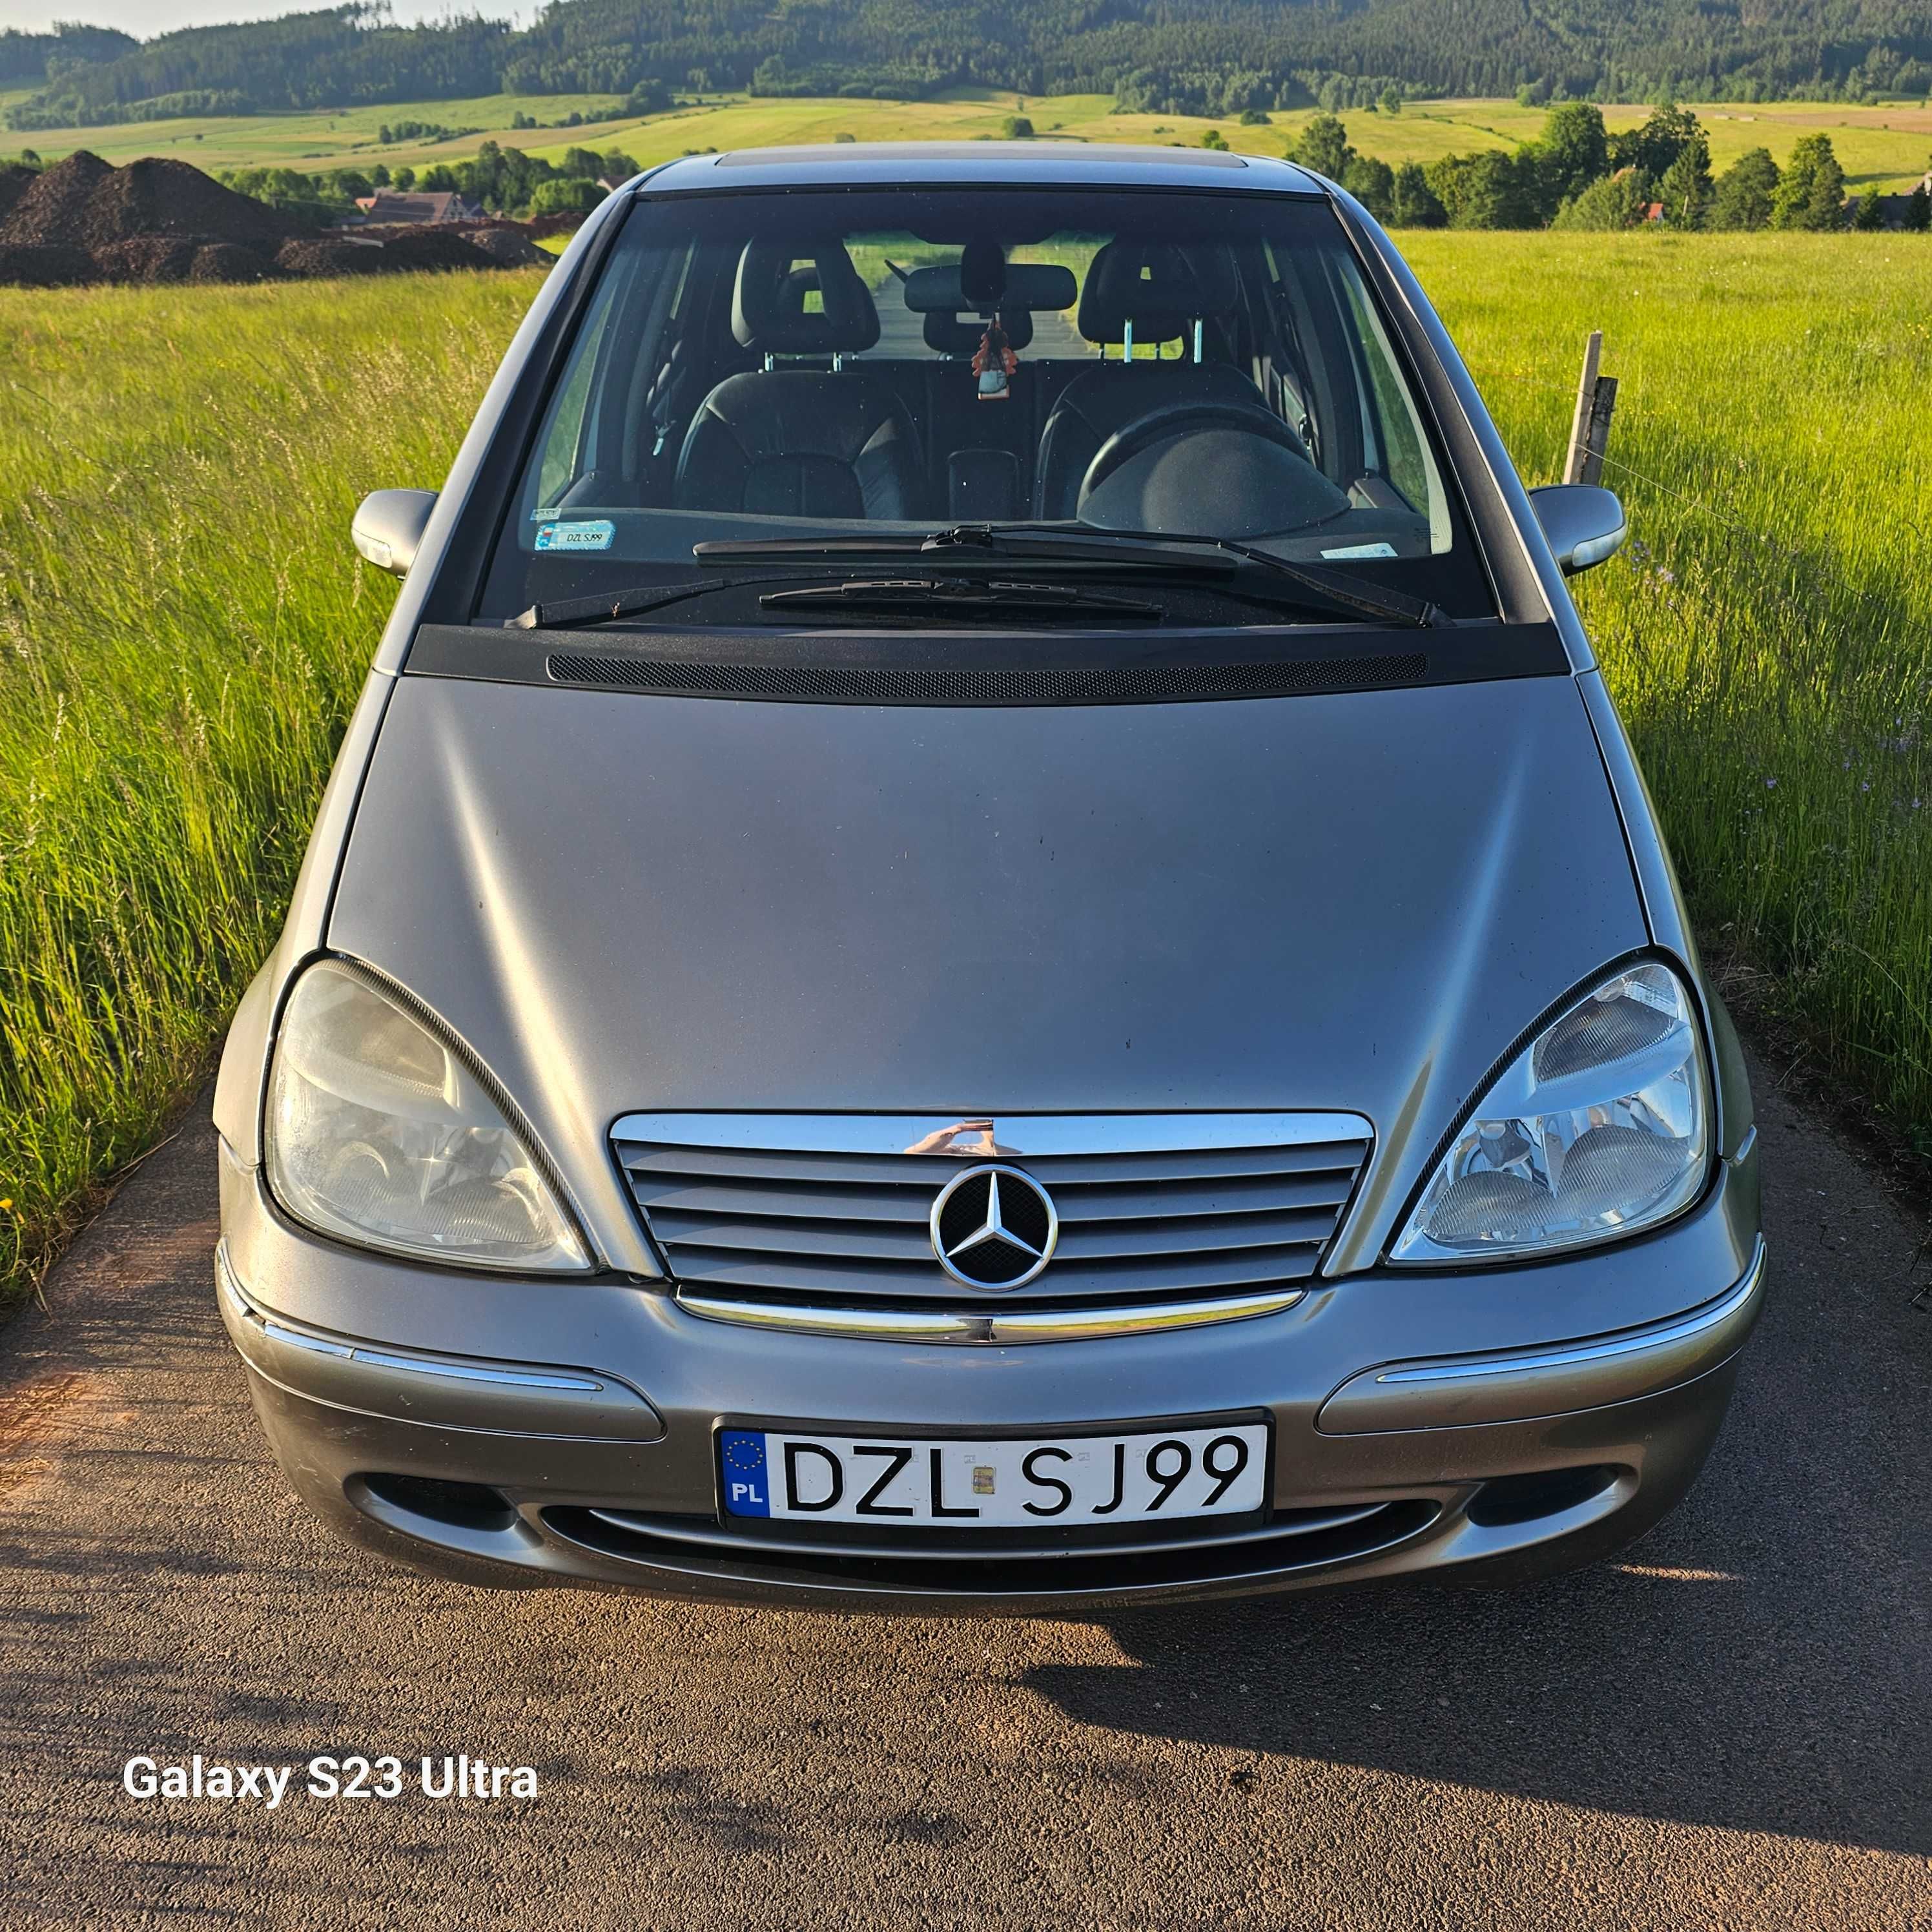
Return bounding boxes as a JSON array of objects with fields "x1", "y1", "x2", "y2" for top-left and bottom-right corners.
[{"x1": 1, "y1": 1, "x2": 526, "y2": 35}]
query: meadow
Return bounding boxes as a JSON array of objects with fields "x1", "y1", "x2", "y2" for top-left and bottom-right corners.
[
  {"x1": 7, "y1": 88, "x2": 1932, "y2": 192},
  {"x1": 1, "y1": 232, "x2": 1928, "y2": 1306}
]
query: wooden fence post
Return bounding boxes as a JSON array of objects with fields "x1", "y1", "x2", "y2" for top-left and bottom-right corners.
[{"x1": 1563, "y1": 331, "x2": 1618, "y2": 487}]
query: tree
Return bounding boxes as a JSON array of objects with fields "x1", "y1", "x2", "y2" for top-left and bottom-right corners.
[
  {"x1": 1852, "y1": 186, "x2": 1884, "y2": 229},
  {"x1": 1610, "y1": 104, "x2": 1703, "y2": 182},
  {"x1": 1709, "y1": 147, "x2": 1779, "y2": 229},
  {"x1": 1238, "y1": 107, "x2": 1269, "y2": 125},
  {"x1": 1771, "y1": 133, "x2": 1845, "y2": 229},
  {"x1": 1533, "y1": 101, "x2": 1608, "y2": 207},
  {"x1": 1200, "y1": 126, "x2": 1227, "y2": 149},
  {"x1": 1341, "y1": 154, "x2": 1395, "y2": 221},
  {"x1": 1551, "y1": 170, "x2": 1653, "y2": 230},
  {"x1": 1426, "y1": 149, "x2": 1540, "y2": 228},
  {"x1": 528, "y1": 176, "x2": 605, "y2": 216},
  {"x1": 1291, "y1": 113, "x2": 1353, "y2": 181},
  {"x1": 391, "y1": 166, "x2": 415, "y2": 191},
  {"x1": 1378, "y1": 88, "x2": 1402, "y2": 116},
  {"x1": 1906, "y1": 182, "x2": 1931, "y2": 231},
  {"x1": 1390, "y1": 161, "x2": 1446, "y2": 227},
  {"x1": 1655, "y1": 134, "x2": 1712, "y2": 227},
  {"x1": 626, "y1": 77, "x2": 672, "y2": 115}
]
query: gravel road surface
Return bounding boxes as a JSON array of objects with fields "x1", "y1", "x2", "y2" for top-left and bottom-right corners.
[{"x1": 3, "y1": 1053, "x2": 1928, "y2": 1929}]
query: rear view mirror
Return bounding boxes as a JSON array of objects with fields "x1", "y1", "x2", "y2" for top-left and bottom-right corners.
[
  {"x1": 351, "y1": 489, "x2": 438, "y2": 579},
  {"x1": 1527, "y1": 484, "x2": 1626, "y2": 577}
]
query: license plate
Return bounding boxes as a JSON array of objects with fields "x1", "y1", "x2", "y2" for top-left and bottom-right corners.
[{"x1": 718, "y1": 1421, "x2": 1268, "y2": 1528}]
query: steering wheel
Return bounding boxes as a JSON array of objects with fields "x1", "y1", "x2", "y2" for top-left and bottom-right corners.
[{"x1": 1080, "y1": 400, "x2": 1313, "y2": 504}]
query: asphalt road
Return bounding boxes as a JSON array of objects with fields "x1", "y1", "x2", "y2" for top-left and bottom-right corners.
[{"x1": 3, "y1": 1053, "x2": 1929, "y2": 1929}]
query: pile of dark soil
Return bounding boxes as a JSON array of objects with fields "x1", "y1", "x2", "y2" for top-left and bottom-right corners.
[
  {"x1": 0, "y1": 165, "x2": 39, "y2": 226},
  {"x1": 188, "y1": 241, "x2": 280, "y2": 283},
  {"x1": 450, "y1": 220, "x2": 551, "y2": 268},
  {"x1": 0, "y1": 152, "x2": 543, "y2": 289},
  {"x1": 366, "y1": 225, "x2": 498, "y2": 272},
  {"x1": 78, "y1": 156, "x2": 294, "y2": 253},
  {"x1": 0, "y1": 242, "x2": 94, "y2": 288},
  {"x1": 0, "y1": 151, "x2": 118, "y2": 249},
  {"x1": 274, "y1": 235, "x2": 387, "y2": 278}
]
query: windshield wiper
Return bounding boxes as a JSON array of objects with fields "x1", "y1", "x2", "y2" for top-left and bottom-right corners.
[
  {"x1": 925, "y1": 525, "x2": 1444, "y2": 628},
  {"x1": 504, "y1": 579, "x2": 739, "y2": 630},
  {"x1": 757, "y1": 577, "x2": 1164, "y2": 621},
  {"x1": 697, "y1": 524, "x2": 1443, "y2": 628}
]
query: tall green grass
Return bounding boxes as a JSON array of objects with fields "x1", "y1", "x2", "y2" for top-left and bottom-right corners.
[
  {"x1": 1405, "y1": 232, "x2": 1932, "y2": 1149},
  {"x1": 1, "y1": 235, "x2": 1928, "y2": 1308},
  {"x1": 0, "y1": 272, "x2": 542, "y2": 1299}
]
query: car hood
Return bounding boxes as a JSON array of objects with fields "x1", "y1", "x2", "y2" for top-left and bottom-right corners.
[{"x1": 329, "y1": 668, "x2": 1646, "y2": 1273}]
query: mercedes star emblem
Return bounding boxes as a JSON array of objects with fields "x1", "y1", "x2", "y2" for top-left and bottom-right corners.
[{"x1": 929, "y1": 1164, "x2": 1059, "y2": 1291}]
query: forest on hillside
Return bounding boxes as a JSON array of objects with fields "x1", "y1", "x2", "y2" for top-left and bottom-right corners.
[{"x1": 6, "y1": 0, "x2": 1932, "y2": 132}]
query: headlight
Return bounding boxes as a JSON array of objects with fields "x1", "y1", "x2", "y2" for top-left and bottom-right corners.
[
  {"x1": 1390, "y1": 961, "x2": 1711, "y2": 1264},
  {"x1": 266, "y1": 960, "x2": 590, "y2": 1271}
]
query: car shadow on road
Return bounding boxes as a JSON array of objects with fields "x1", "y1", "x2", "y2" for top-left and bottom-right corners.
[{"x1": 1023, "y1": 1302, "x2": 1932, "y2": 1856}]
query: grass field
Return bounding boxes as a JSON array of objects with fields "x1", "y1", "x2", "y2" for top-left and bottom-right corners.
[
  {"x1": 0, "y1": 271, "x2": 540, "y2": 1302},
  {"x1": 1, "y1": 233, "x2": 1929, "y2": 1308},
  {"x1": 10, "y1": 90, "x2": 1932, "y2": 192}
]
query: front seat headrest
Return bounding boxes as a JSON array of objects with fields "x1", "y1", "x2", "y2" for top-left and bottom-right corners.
[
  {"x1": 733, "y1": 240, "x2": 880, "y2": 355},
  {"x1": 1076, "y1": 242, "x2": 1242, "y2": 346},
  {"x1": 923, "y1": 309, "x2": 1035, "y2": 356}
]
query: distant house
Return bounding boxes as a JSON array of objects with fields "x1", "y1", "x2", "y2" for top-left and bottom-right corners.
[
  {"x1": 1853, "y1": 172, "x2": 1932, "y2": 230},
  {"x1": 351, "y1": 190, "x2": 475, "y2": 224},
  {"x1": 1642, "y1": 201, "x2": 1664, "y2": 223}
]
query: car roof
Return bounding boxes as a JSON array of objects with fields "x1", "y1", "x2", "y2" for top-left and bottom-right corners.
[{"x1": 636, "y1": 141, "x2": 1329, "y2": 196}]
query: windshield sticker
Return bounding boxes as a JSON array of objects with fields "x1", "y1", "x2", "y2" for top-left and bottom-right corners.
[
  {"x1": 535, "y1": 520, "x2": 615, "y2": 553},
  {"x1": 1321, "y1": 542, "x2": 1399, "y2": 560},
  {"x1": 530, "y1": 506, "x2": 562, "y2": 522}
]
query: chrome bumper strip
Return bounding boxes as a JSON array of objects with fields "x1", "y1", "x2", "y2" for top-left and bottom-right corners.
[
  {"x1": 216, "y1": 1243, "x2": 607, "y2": 1392},
  {"x1": 1315, "y1": 1236, "x2": 1767, "y2": 1434},
  {"x1": 673, "y1": 1284, "x2": 1306, "y2": 1344}
]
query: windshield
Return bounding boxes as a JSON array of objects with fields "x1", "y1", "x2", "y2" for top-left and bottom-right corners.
[{"x1": 477, "y1": 186, "x2": 1492, "y2": 625}]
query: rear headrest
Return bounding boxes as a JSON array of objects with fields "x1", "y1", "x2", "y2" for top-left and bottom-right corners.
[
  {"x1": 923, "y1": 309, "x2": 1035, "y2": 356},
  {"x1": 733, "y1": 240, "x2": 879, "y2": 355},
  {"x1": 1076, "y1": 242, "x2": 1242, "y2": 345},
  {"x1": 902, "y1": 261, "x2": 1076, "y2": 314}
]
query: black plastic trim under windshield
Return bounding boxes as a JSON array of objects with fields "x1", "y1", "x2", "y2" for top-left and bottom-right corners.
[{"x1": 406, "y1": 620, "x2": 1568, "y2": 707}]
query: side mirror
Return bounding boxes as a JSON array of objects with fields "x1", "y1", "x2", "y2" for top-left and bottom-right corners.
[
  {"x1": 1527, "y1": 484, "x2": 1626, "y2": 577},
  {"x1": 351, "y1": 488, "x2": 438, "y2": 579}
]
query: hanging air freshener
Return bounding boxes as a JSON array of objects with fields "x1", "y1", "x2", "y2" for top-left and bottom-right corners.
[{"x1": 972, "y1": 316, "x2": 1017, "y2": 402}]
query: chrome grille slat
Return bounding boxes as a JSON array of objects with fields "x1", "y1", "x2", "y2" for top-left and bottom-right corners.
[
  {"x1": 637, "y1": 1180, "x2": 935, "y2": 1224},
  {"x1": 1053, "y1": 1208, "x2": 1339, "y2": 1260},
  {"x1": 614, "y1": 1113, "x2": 1371, "y2": 1313},
  {"x1": 624, "y1": 1141, "x2": 1364, "y2": 1189},
  {"x1": 656, "y1": 1237, "x2": 1324, "y2": 1299},
  {"x1": 1049, "y1": 1174, "x2": 1346, "y2": 1220},
  {"x1": 647, "y1": 1213, "x2": 937, "y2": 1264}
]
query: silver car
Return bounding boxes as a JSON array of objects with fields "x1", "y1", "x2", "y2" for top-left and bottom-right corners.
[{"x1": 213, "y1": 144, "x2": 1765, "y2": 1610}]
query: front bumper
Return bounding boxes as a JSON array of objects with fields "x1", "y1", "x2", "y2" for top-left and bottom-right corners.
[{"x1": 216, "y1": 1140, "x2": 1765, "y2": 1612}]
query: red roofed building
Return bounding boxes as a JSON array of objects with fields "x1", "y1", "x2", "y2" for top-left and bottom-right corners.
[{"x1": 351, "y1": 190, "x2": 476, "y2": 224}]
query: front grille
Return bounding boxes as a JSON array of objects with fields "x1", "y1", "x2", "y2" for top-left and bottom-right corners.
[
  {"x1": 612, "y1": 1113, "x2": 1372, "y2": 1308},
  {"x1": 543, "y1": 1498, "x2": 1437, "y2": 1596}
]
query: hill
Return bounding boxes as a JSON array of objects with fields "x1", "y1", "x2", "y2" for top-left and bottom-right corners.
[{"x1": 8, "y1": 0, "x2": 1932, "y2": 134}]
